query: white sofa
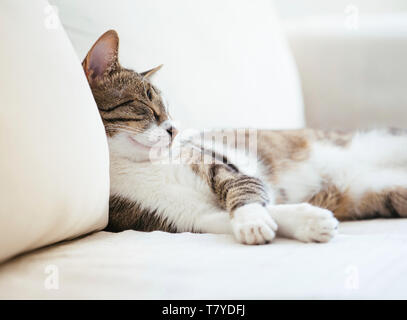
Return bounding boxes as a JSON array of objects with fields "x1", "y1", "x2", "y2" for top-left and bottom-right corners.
[{"x1": 1, "y1": 0, "x2": 407, "y2": 299}]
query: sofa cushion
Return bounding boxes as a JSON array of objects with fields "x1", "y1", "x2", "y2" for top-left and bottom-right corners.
[
  {"x1": 0, "y1": 0, "x2": 110, "y2": 263},
  {"x1": 1, "y1": 219, "x2": 407, "y2": 299},
  {"x1": 50, "y1": 0, "x2": 305, "y2": 130}
]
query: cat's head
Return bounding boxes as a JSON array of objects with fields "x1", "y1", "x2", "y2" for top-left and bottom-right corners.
[{"x1": 83, "y1": 30, "x2": 177, "y2": 162}]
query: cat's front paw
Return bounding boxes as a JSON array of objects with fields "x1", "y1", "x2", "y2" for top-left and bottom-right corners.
[
  {"x1": 291, "y1": 204, "x2": 339, "y2": 243},
  {"x1": 231, "y1": 203, "x2": 278, "y2": 245}
]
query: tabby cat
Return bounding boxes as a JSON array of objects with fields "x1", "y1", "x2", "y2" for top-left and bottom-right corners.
[{"x1": 82, "y1": 30, "x2": 407, "y2": 245}]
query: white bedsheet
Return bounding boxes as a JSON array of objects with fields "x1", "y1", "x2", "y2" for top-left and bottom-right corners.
[{"x1": 1, "y1": 219, "x2": 407, "y2": 299}]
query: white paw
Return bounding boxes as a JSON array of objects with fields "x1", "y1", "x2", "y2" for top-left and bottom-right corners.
[
  {"x1": 231, "y1": 203, "x2": 278, "y2": 245},
  {"x1": 291, "y1": 204, "x2": 339, "y2": 243}
]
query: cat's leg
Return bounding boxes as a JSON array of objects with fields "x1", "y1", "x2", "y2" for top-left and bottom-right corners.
[
  {"x1": 267, "y1": 203, "x2": 339, "y2": 243},
  {"x1": 195, "y1": 202, "x2": 338, "y2": 244},
  {"x1": 195, "y1": 162, "x2": 279, "y2": 245},
  {"x1": 191, "y1": 207, "x2": 278, "y2": 244},
  {"x1": 311, "y1": 169, "x2": 407, "y2": 220},
  {"x1": 385, "y1": 188, "x2": 407, "y2": 217},
  {"x1": 352, "y1": 186, "x2": 407, "y2": 219},
  {"x1": 195, "y1": 155, "x2": 341, "y2": 244},
  {"x1": 194, "y1": 211, "x2": 234, "y2": 235},
  {"x1": 196, "y1": 162, "x2": 339, "y2": 244},
  {"x1": 195, "y1": 204, "x2": 279, "y2": 245},
  {"x1": 230, "y1": 203, "x2": 278, "y2": 244}
]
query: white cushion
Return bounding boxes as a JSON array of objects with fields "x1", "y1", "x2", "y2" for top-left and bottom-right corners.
[
  {"x1": 0, "y1": 0, "x2": 110, "y2": 263},
  {"x1": 50, "y1": 0, "x2": 305, "y2": 130},
  {"x1": 1, "y1": 219, "x2": 407, "y2": 299}
]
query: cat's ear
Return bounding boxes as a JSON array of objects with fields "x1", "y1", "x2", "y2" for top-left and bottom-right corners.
[
  {"x1": 82, "y1": 30, "x2": 120, "y2": 83},
  {"x1": 140, "y1": 64, "x2": 163, "y2": 79}
]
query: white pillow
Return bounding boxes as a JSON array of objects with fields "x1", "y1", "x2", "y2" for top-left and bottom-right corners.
[
  {"x1": 51, "y1": 0, "x2": 305, "y2": 130},
  {"x1": 0, "y1": 0, "x2": 110, "y2": 263}
]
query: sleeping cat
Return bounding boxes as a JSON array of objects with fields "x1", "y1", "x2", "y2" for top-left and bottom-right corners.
[{"x1": 82, "y1": 30, "x2": 407, "y2": 245}]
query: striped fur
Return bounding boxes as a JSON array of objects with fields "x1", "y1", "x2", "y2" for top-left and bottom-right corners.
[
  {"x1": 83, "y1": 30, "x2": 407, "y2": 245},
  {"x1": 107, "y1": 195, "x2": 177, "y2": 233}
]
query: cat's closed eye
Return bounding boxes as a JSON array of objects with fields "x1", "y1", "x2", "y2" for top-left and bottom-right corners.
[
  {"x1": 132, "y1": 104, "x2": 158, "y2": 122},
  {"x1": 106, "y1": 99, "x2": 134, "y2": 111},
  {"x1": 146, "y1": 88, "x2": 153, "y2": 101},
  {"x1": 151, "y1": 109, "x2": 160, "y2": 121}
]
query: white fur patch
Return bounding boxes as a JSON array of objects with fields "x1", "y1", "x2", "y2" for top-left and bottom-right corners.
[
  {"x1": 231, "y1": 203, "x2": 278, "y2": 245},
  {"x1": 268, "y1": 203, "x2": 338, "y2": 243},
  {"x1": 110, "y1": 154, "x2": 222, "y2": 232}
]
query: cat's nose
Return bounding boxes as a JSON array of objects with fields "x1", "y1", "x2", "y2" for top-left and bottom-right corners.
[{"x1": 166, "y1": 126, "x2": 178, "y2": 139}]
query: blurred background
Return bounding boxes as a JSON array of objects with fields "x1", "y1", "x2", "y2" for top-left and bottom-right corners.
[{"x1": 274, "y1": 0, "x2": 407, "y2": 130}]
